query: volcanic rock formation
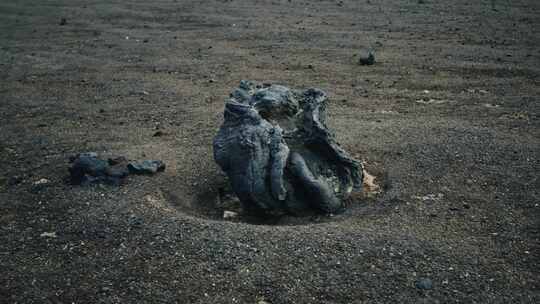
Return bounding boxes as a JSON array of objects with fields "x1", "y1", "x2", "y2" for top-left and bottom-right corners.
[{"x1": 213, "y1": 81, "x2": 363, "y2": 215}]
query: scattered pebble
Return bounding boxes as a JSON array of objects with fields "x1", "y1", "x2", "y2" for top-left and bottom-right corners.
[
  {"x1": 153, "y1": 130, "x2": 167, "y2": 137},
  {"x1": 466, "y1": 88, "x2": 489, "y2": 94},
  {"x1": 30, "y1": 178, "x2": 52, "y2": 193},
  {"x1": 415, "y1": 278, "x2": 433, "y2": 290},
  {"x1": 33, "y1": 178, "x2": 50, "y2": 185},
  {"x1": 40, "y1": 232, "x2": 57, "y2": 238},
  {"x1": 59, "y1": 18, "x2": 67, "y2": 26},
  {"x1": 128, "y1": 216, "x2": 144, "y2": 228},
  {"x1": 413, "y1": 193, "x2": 444, "y2": 201},
  {"x1": 415, "y1": 98, "x2": 450, "y2": 105},
  {"x1": 223, "y1": 210, "x2": 239, "y2": 219},
  {"x1": 359, "y1": 50, "x2": 375, "y2": 65}
]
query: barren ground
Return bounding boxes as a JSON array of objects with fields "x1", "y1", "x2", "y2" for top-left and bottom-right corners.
[{"x1": 1, "y1": 0, "x2": 539, "y2": 303}]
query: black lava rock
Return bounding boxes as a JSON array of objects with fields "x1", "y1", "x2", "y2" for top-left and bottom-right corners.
[
  {"x1": 213, "y1": 81, "x2": 363, "y2": 216},
  {"x1": 359, "y1": 50, "x2": 375, "y2": 65},
  {"x1": 415, "y1": 278, "x2": 433, "y2": 290},
  {"x1": 70, "y1": 153, "x2": 165, "y2": 185}
]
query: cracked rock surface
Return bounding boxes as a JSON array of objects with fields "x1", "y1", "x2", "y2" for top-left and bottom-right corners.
[{"x1": 213, "y1": 81, "x2": 363, "y2": 215}]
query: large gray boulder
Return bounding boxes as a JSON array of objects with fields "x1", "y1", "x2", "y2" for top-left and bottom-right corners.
[{"x1": 213, "y1": 81, "x2": 363, "y2": 215}]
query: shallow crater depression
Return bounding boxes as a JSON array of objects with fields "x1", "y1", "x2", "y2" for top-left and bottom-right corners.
[{"x1": 160, "y1": 165, "x2": 387, "y2": 226}]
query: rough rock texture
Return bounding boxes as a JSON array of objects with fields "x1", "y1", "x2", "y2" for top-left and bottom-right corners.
[
  {"x1": 69, "y1": 153, "x2": 164, "y2": 185},
  {"x1": 213, "y1": 81, "x2": 363, "y2": 215},
  {"x1": 69, "y1": 153, "x2": 127, "y2": 185}
]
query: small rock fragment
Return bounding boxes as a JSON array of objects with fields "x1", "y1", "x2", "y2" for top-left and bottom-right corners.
[
  {"x1": 127, "y1": 160, "x2": 166, "y2": 175},
  {"x1": 33, "y1": 178, "x2": 50, "y2": 185},
  {"x1": 153, "y1": 130, "x2": 166, "y2": 137},
  {"x1": 359, "y1": 50, "x2": 375, "y2": 65},
  {"x1": 223, "y1": 210, "x2": 238, "y2": 219},
  {"x1": 31, "y1": 178, "x2": 51, "y2": 193},
  {"x1": 128, "y1": 216, "x2": 144, "y2": 228},
  {"x1": 59, "y1": 18, "x2": 67, "y2": 26},
  {"x1": 415, "y1": 278, "x2": 433, "y2": 290},
  {"x1": 40, "y1": 232, "x2": 57, "y2": 238}
]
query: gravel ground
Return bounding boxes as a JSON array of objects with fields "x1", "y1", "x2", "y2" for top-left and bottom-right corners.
[{"x1": 1, "y1": 0, "x2": 539, "y2": 303}]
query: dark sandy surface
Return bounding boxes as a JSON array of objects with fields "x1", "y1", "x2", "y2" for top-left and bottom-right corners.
[{"x1": 1, "y1": 0, "x2": 539, "y2": 303}]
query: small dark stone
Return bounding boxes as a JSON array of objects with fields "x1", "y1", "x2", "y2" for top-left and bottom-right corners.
[
  {"x1": 59, "y1": 18, "x2": 67, "y2": 26},
  {"x1": 128, "y1": 216, "x2": 144, "y2": 228},
  {"x1": 153, "y1": 130, "x2": 166, "y2": 137},
  {"x1": 127, "y1": 160, "x2": 166, "y2": 175},
  {"x1": 359, "y1": 50, "x2": 375, "y2": 65},
  {"x1": 415, "y1": 278, "x2": 433, "y2": 290}
]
